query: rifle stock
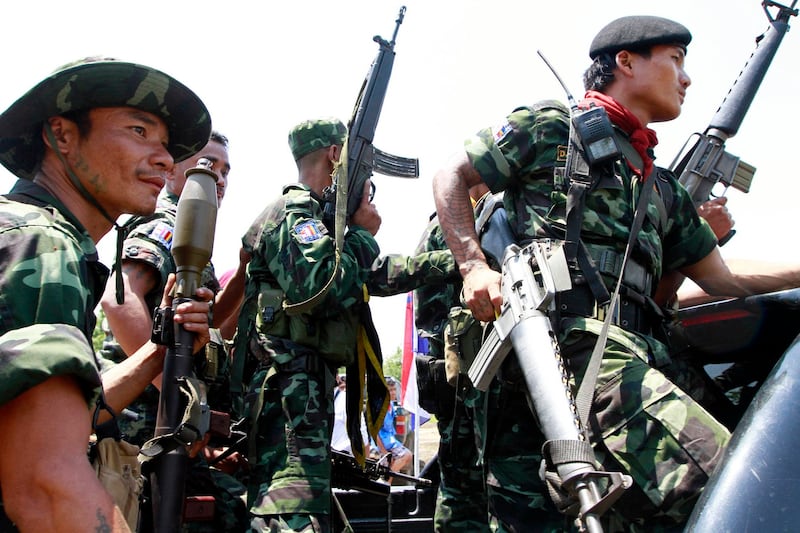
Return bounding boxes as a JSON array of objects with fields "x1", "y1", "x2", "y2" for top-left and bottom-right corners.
[
  {"x1": 329, "y1": 6, "x2": 419, "y2": 220},
  {"x1": 149, "y1": 160, "x2": 218, "y2": 532},
  {"x1": 671, "y1": 0, "x2": 797, "y2": 237}
]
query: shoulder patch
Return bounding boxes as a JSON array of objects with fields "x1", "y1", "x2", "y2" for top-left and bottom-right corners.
[
  {"x1": 294, "y1": 219, "x2": 328, "y2": 243},
  {"x1": 557, "y1": 145, "x2": 568, "y2": 162},
  {"x1": 492, "y1": 122, "x2": 513, "y2": 143},
  {"x1": 147, "y1": 221, "x2": 174, "y2": 249}
]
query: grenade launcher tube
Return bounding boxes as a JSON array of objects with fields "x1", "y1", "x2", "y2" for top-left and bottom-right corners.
[{"x1": 151, "y1": 162, "x2": 218, "y2": 533}]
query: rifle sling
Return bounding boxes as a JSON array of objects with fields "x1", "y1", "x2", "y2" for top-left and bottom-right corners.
[{"x1": 574, "y1": 176, "x2": 654, "y2": 427}]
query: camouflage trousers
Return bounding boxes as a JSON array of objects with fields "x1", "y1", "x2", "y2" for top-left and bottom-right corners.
[
  {"x1": 473, "y1": 379, "x2": 572, "y2": 533},
  {"x1": 244, "y1": 362, "x2": 334, "y2": 532},
  {"x1": 561, "y1": 320, "x2": 731, "y2": 531},
  {"x1": 470, "y1": 318, "x2": 731, "y2": 532},
  {"x1": 434, "y1": 390, "x2": 492, "y2": 532}
]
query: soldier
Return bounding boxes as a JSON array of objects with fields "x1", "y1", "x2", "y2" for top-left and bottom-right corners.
[
  {"x1": 432, "y1": 15, "x2": 800, "y2": 530},
  {"x1": 413, "y1": 184, "x2": 493, "y2": 532},
  {"x1": 0, "y1": 57, "x2": 213, "y2": 532},
  {"x1": 99, "y1": 130, "x2": 238, "y2": 445},
  {"x1": 232, "y1": 117, "x2": 384, "y2": 532},
  {"x1": 98, "y1": 130, "x2": 249, "y2": 531}
]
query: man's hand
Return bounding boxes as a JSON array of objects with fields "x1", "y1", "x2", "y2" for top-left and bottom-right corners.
[
  {"x1": 159, "y1": 273, "x2": 214, "y2": 354},
  {"x1": 461, "y1": 261, "x2": 503, "y2": 322},
  {"x1": 350, "y1": 179, "x2": 382, "y2": 236},
  {"x1": 698, "y1": 197, "x2": 734, "y2": 240}
]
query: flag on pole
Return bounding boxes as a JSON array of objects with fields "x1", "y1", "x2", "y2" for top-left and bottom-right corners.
[{"x1": 401, "y1": 292, "x2": 430, "y2": 427}]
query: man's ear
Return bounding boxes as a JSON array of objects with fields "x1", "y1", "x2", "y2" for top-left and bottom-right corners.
[
  {"x1": 43, "y1": 116, "x2": 78, "y2": 154},
  {"x1": 615, "y1": 50, "x2": 635, "y2": 78},
  {"x1": 328, "y1": 144, "x2": 341, "y2": 164}
]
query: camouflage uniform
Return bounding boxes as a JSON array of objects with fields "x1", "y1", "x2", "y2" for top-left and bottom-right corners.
[
  {"x1": 413, "y1": 211, "x2": 493, "y2": 532},
  {"x1": 0, "y1": 56, "x2": 211, "y2": 532},
  {"x1": 233, "y1": 181, "x2": 381, "y2": 532},
  {"x1": 463, "y1": 100, "x2": 730, "y2": 530},
  {"x1": 0, "y1": 180, "x2": 107, "y2": 529}
]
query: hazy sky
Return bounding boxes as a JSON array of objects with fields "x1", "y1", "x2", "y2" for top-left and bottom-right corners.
[{"x1": 2, "y1": 0, "x2": 798, "y2": 356}]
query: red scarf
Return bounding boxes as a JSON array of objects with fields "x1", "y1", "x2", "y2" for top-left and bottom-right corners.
[{"x1": 579, "y1": 90, "x2": 658, "y2": 180}]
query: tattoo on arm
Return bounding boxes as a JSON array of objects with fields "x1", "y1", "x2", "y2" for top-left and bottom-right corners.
[{"x1": 95, "y1": 508, "x2": 112, "y2": 533}]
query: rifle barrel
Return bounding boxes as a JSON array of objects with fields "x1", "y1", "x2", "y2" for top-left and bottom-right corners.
[{"x1": 708, "y1": 1, "x2": 797, "y2": 136}]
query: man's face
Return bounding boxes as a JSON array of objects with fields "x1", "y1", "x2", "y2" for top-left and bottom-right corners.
[
  {"x1": 626, "y1": 44, "x2": 691, "y2": 123},
  {"x1": 71, "y1": 107, "x2": 172, "y2": 218},
  {"x1": 169, "y1": 139, "x2": 231, "y2": 206}
]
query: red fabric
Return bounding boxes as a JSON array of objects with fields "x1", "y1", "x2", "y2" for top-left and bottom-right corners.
[{"x1": 580, "y1": 90, "x2": 658, "y2": 180}]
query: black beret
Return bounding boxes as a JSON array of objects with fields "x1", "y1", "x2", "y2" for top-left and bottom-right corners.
[{"x1": 589, "y1": 15, "x2": 692, "y2": 59}]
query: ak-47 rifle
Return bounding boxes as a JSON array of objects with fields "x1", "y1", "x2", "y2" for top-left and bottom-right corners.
[
  {"x1": 144, "y1": 159, "x2": 218, "y2": 532},
  {"x1": 324, "y1": 5, "x2": 419, "y2": 221},
  {"x1": 670, "y1": 0, "x2": 798, "y2": 244}
]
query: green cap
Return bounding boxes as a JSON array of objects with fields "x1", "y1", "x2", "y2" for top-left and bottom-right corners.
[
  {"x1": 288, "y1": 117, "x2": 347, "y2": 161},
  {"x1": 589, "y1": 16, "x2": 692, "y2": 59},
  {"x1": 0, "y1": 56, "x2": 212, "y2": 180}
]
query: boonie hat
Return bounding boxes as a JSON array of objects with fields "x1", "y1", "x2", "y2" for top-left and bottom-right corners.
[
  {"x1": 589, "y1": 16, "x2": 692, "y2": 59},
  {"x1": 288, "y1": 117, "x2": 347, "y2": 161},
  {"x1": 0, "y1": 56, "x2": 212, "y2": 179}
]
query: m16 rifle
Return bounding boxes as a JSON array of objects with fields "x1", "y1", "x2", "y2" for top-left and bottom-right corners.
[
  {"x1": 670, "y1": 0, "x2": 798, "y2": 244},
  {"x1": 323, "y1": 5, "x2": 419, "y2": 222},
  {"x1": 144, "y1": 159, "x2": 218, "y2": 532},
  {"x1": 467, "y1": 239, "x2": 631, "y2": 533}
]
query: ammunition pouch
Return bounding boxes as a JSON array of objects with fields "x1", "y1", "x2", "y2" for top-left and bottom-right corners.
[
  {"x1": 255, "y1": 283, "x2": 358, "y2": 365},
  {"x1": 200, "y1": 328, "x2": 226, "y2": 382},
  {"x1": 444, "y1": 306, "x2": 483, "y2": 387},
  {"x1": 557, "y1": 252, "x2": 659, "y2": 337},
  {"x1": 593, "y1": 248, "x2": 653, "y2": 296},
  {"x1": 415, "y1": 354, "x2": 456, "y2": 417}
]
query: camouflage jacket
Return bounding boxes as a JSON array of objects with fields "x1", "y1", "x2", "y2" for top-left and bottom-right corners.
[
  {"x1": 465, "y1": 100, "x2": 717, "y2": 358},
  {"x1": 235, "y1": 183, "x2": 380, "y2": 373},
  {"x1": 366, "y1": 248, "x2": 458, "y2": 298},
  {"x1": 0, "y1": 179, "x2": 105, "y2": 409},
  {"x1": 412, "y1": 214, "x2": 461, "y2": 357},
  {"x1": 466, "y1": 99, "x2": 716, "y2": 286}
]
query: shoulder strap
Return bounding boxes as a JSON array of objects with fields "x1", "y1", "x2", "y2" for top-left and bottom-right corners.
[
  {"x1": 563, "y1": 115, "x2": 612, "y2": 306},
  {"x1": 574, "y1": 177, "x2": 655, "y2": 426}
]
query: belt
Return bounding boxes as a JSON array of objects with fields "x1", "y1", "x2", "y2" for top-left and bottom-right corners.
[{"x1": 557, "y1": 284, "x2": 656, "y2": 336}]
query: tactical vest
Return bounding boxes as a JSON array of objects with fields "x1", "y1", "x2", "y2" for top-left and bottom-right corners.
[{"x1": 508, "y1": 101, "x2": 676, "y2": 334}]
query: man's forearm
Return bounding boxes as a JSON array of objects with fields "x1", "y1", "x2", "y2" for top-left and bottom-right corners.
[
  {"x1": 432, "y1": 163, "x2": 487, "y2": 274},
  {"x1": 99, "y1": 342, "x2": 166, "y2": 420}
]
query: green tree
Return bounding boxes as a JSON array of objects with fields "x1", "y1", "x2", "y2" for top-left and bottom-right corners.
[
  {"x1": 383, "y1": 346, "x2": 403, "y2": 382},
  {"x1": 92, "y1": 308, "x2": 107, "y2": 353}
]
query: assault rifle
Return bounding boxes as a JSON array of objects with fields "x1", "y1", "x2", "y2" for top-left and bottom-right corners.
[
  {"x1": 331, "y1": 449, "x2": 432, "y2": 496},
  {"x1": 468, "y1": 235, "x2": 631, "y2": 532},
  {"x1": 670, "y1": 0, "x2": 798, "y2": 244},
  {"x1": 324, "y1": 6, "x2": 419, "y2": 221},
  {"x1": 145, "y1": 159, "x2": 218, "y2": 532}
]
